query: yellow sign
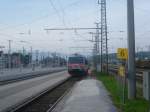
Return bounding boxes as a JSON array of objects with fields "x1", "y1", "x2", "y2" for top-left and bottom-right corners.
[
  {"x1": 118, "y1": 66, "x2": 125, "y2": 77},
  {"x1": 117, "y1": 48, "x2": 128, "y2": 60}
]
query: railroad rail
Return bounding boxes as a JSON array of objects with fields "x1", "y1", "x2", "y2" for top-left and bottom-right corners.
[
  {"x1": 11, "y1": 77, "x2": 83, "y2": 112},
  {"x1": 108, "y1": 66, "x2": 144, "y2": 81}
]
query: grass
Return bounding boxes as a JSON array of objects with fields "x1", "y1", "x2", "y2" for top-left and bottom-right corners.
[{"x1": 95, "y1": 72, "x2": 150, "y2": 112}]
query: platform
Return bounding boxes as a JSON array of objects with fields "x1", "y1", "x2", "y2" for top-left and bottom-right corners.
[
  {"x1": 53, "y1": 79, "x2": 117, "y2": 112},
  {"x1": 0, "y1": 67, "x2": 66, "y2": 82},
  {"x1": 0, "y1": 71, "x2": 69, "y2": 112}
]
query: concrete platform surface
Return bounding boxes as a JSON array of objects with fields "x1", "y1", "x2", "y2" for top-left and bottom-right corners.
[
  {"x1": 0, "y1": 71, "x2": 69, "y2": 112},
  {"x1": 53, "y1": 79, "x2": 117, "y2": 112},
  {"x1": 0, "y1": 67, "x2": 66, "y2": 82}
]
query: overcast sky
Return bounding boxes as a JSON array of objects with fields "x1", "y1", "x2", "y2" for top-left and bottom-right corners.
[{"x1": 0, "y1": 0, "x2": 149, "y2": 55}]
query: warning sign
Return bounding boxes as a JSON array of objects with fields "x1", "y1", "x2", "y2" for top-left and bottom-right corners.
[
  {"x1": 118, "y1": 66, "x2": 125, "y2": 77},
  {"x1": 117, "y1": 48, "x2": 128, "y2": 60}
]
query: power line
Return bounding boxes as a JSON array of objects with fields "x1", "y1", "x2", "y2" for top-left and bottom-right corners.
[
  {"x1": 0, "y1": 0, "x2": 81, "y2": 31},
  {"x1": 49, "y1": 0, "x2": 66, "y2": 26},
  {"x1": 57, "y1": 0, "x2": 68, "y2": 26},
  {"x1": 45, "y1": 27, "x2": 101, "y2": 31}
]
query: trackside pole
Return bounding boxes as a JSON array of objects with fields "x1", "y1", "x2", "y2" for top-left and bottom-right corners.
[{"x1": 127, "y1": 0, "x2": 136, "y2": 99}]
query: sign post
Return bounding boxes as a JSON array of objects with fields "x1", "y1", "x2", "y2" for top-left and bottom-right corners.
[{"x1": 117, "y1": 48, "x2": 128, "y2": 104}]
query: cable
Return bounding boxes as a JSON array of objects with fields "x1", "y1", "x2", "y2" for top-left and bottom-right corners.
[
  {"x1": 48, "y1": 0, "x2": 64, "y2": 25},
  {"x1": 0, "y1": 0, "x2": 81, "y2": 31},
  {"x1": 0, "y1": 33, "x2": 16, "y2": 39},
  {"x1": 57, "y1": 0, "x2": 67, "y2": 27}
]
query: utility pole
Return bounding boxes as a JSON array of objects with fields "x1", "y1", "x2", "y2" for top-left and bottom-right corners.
[
  {"x1": 89, "y1": 32, "x2": 96, "y2": 69},
  {"x1": 127, "y1": 0, "x2": 136, "y2": 99},
  {"x1": 22, "y1": 46, "x2": 25, "y2": 68},
  {"x1": 22, "y1": 47, "x2": 25, "y2": 56},
  {"x1": 93, "y1": 43, "x2": 97, "y2": 70},
  {"x1": 98, "y1": 0, "x2": 108, "y2": 73},
  {"x1": 95, "y1": 23, "x2": 100, "y2": 71},
  {"x1": 41, "y1": 52, "x2": 42, "y2": 67},
  {"x1": 36, "y1": 50, "x2": 39, "y2": 66},
  {"x1": 48, "y1": 51, "x2": 50, "y2": 66},
  {"x1": 0, "y1": 46, "x2": 5, "y2": 73},
  {"x1": 148, "y1": 46, "x2": 150, "y2": 59},
  {"x1": 8, "y1": 40, "x2": 12, "y2": 69},
  {"x1": 18, "y1": 50, "x2": 22, "y2": 71},
  {"x1": 30, "y1": 46, "x2": 32, "y2": 67},
  {"x1": 100, "y1": 27, "x2": 103, "y2": 72}
]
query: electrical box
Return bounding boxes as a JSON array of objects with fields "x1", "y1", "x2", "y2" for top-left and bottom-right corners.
[{"x1": 143, "y1": 71, "x2": 150, "y2": 101}]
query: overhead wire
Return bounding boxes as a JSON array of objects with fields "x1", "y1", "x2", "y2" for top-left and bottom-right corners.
[
  {"x1": 0, "y1": 0, "x2": 82, "y2": 32},
  {"x1": 48, "y1": 0, "x2": 65, "y2": 26},
  {"x1": 57, "y1": 0, "x2": 68, "y2": 27}
]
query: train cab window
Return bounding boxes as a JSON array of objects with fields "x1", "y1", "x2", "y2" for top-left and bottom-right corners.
[
  {"x1": 68, "y1": 57, "x2": 84, "y2": 64},
  {"x1": 85, "y1": 59, "x2": 88, "y2": 65}
]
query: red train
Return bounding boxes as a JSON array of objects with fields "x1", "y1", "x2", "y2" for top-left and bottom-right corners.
[{"x1": 67, "y1": 54, "x2": 89, "y2": 76}]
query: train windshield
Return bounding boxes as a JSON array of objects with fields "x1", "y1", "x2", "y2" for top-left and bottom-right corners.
[{"x1": 68, "y1": 57, "x2": 84, "y2": 64}]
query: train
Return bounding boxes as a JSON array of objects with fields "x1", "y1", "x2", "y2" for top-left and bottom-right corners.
[{"x1": 67, "y1": 54, "x2": 89, "y2": 76}]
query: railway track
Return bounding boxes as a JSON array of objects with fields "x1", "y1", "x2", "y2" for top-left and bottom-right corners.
[
  {"x1": 108, "y1": 67, "x2": 144, "y2": 81},
  {"x1": 11, "y1": 76, "x2": 83, "y2": 112}
]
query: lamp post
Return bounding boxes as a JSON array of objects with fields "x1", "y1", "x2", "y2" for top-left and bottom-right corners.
[
  {"x1": 20, "y1": 40, "x2": 32, "y2": 68},
  {"x1": 8, "y1": 40, "x2": 13, "y2": 70},
  {"x1": 0, "y1": 46, "x2": 5, "y2": 73}
]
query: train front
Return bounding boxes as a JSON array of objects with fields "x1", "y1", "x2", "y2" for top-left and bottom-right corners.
[{"x1": 67, "y1": 55, "x2": 88, "y2": 76}]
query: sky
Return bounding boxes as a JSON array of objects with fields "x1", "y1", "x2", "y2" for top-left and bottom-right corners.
[{"x1": 0, "y1": 0, "x2": 150, "y2": 56}]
